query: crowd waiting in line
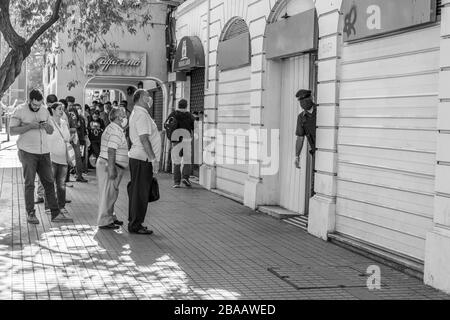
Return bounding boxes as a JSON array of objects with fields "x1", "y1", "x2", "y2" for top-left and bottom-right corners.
[{"x1": 8, "y1": 87, "x2": 196, "y2": 235}]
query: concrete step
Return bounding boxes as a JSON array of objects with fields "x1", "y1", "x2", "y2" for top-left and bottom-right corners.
[
  {"x1": 284, "y1": 216, "x2": 309, "y2": 231},
  {"x1": 258, "y1": 206, "x2": 301, "y2": 220}
]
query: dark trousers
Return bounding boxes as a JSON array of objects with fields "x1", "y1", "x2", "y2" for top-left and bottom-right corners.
[
  {"x1": 71, "y1": 140, "x2": 83, "y2": 179},
  {"x1": 127, "y1": 158, "x2": 153, "y2": 232},
  {"x1": 90, "y1": 141, "x2": 100, "y2": 158},
  {"x1": 18, "y1": 150, "x2": 60, "y2": 218},
  {"x1": 173, "y1": 164, "x2": 191, "y2": 184},
  {"x1": 66, "y1": 140, "x2": 84, "y2": 181},
  {"x1": 45, "y1": 162, "x2": 67, "y2": 210}
]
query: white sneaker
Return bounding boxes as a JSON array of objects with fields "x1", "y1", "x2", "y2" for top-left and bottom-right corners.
[
  {"x1": 61, "y1": 208, "x2": 71, "y2": 217},
  {"x1": 51, "y1": 212, "x2": 73, "y2": 223}
]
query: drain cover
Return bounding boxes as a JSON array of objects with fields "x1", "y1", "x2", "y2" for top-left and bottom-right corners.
[{"x1": 268, "y1": 265, "x2": 388, "y2": 290}]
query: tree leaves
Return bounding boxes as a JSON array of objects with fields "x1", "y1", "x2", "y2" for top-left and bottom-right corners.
[{"x1": 0, "y1": 0, "x2": 155, "y2": 96}]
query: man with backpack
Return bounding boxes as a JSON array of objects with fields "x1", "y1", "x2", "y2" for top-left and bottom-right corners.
[{"x1": 164, "y1": 99, "x2": 196, "y2": 188}]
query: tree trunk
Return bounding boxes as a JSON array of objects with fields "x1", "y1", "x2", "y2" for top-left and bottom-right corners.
[
  {"x1": 0, "y1": 0, "x2": 62, "y2": 99},
  {"x1": 0, "y1": 45, "x2": 30, "y2": 98}
]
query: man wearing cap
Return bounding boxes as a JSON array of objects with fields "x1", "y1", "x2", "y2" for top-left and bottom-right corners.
[{"x1": 295, "y1": 89, "x2": 317, "y2": 195}]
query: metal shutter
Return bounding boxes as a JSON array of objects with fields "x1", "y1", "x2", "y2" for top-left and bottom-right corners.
[
  {"x1": 335, "y1": 25, "x2": 440, "y2": 262},
  {"x1": 149, "y1": 88, "x2": 163, "y2": 131},
  {"x1": 189, "y1": 68, "x2": 205, "y2": 114}
]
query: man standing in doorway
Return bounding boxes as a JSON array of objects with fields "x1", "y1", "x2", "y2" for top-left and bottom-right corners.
[
  {"x1": 127, "y1": 89, "x2": 161, "y2": 235},
  {"x1": 9, "y1": 89, "x2": 72, "y2": 224},
  {"x1": 295, "y1": 89, "x2": 317, "y2": 196}
]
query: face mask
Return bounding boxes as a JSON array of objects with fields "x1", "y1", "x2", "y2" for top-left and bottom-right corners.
[
  {"x1": 120, "y1": 118, "x2": 128, "y2": 128},
  {"x1": 300, "y1": 98, "x2": 314, "y2": 111}
]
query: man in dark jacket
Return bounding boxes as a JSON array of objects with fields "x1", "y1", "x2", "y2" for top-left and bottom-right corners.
[{"x1": 165, "y1": 99, "x2": 196, "y2": 188}]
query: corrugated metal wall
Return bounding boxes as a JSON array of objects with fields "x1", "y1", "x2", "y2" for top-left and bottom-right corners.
[{"x1": 335, "y1": 25, "x2": 441, "y2": 261}]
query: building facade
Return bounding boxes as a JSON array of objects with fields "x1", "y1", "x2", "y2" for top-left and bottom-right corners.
[
  {"x1": 43, "y1": 2, "x2": 170, "y2": 122},
  {"x1": 171, "y1": 0, "x2": 450, "y2": 293}
]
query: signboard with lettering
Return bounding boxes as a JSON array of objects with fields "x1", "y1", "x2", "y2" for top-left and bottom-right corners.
[
  {"x1": 174, "y1": 36, "x2": 205, "y2": 72},
  {"x1": 84, "y1": 50, "x2": 147, "y2": 77},
  {"x1": 342, "y1": 0, "x2": 437, "y2": 42}
]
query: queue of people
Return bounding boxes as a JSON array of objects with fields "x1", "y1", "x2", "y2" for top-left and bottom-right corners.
[{"x1": 10, "y1": 87, "x2": 201, "y2": 236}]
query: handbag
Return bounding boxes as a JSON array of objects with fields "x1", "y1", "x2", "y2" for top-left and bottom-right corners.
[
  {"x1": 148, "y1": 177, "x2": 160, "y2": 203},
  {"x1": 66, "y1": 143, "x2": 77, "y2": 167},
  {"x1": 53, "y1": 118, "x2": 76, "y2": 167}
]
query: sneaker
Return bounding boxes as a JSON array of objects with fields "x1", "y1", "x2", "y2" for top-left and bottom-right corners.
[
  {"x1": 113, "y1": 219, "x2": 124, "y2": 226},
  {"x1": 27, "y1": 212, "x2": 40, "y2": 224},
  {"x1": 181, "y1": 179, "x2": 192, "y2": 187},
  {"x1": 172, "y1": 184, "x2": 181, "y2": 188},
  {"x1": 76, "y1": 177, "x2": 88, "y2": 183},
  {"x1": 60, "y1": 208, "x2": 71, "y2": 218},
  {"x1": 34, "y1": 197, "x2": 44, "y2": 204},
  {"x1": 51, "y1": 213, "x2": 73, "y2": 223},
  {"x1": 99, "y1": 223, "x2": 120, "y2": 230}
]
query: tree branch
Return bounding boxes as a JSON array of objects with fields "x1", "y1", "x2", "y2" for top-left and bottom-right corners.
[
  {"x1": 0, "y1": 0, "x2": 26, "y2": 49},
  {"x1": 26, "y1": 0, "x2": 63, "y2": 47}
]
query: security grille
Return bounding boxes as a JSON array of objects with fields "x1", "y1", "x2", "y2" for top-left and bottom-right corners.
[
  {"x1": 149, "y1": 88, "x2": 163, "y2": 131},
  {"x1": 189, "y1": 68, "x2": 205, "y2": 115}
]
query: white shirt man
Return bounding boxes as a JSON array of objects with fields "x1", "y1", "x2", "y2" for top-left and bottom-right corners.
[{"x1": 127, "y1": 89, "x2": 161, "y2": 235}]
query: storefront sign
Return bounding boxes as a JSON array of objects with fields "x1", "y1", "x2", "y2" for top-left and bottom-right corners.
[
  {"x1": 342, "y1": 0, "x2": 437, "y2": 42},
  {"x1": 265, "y1": 9, "x2": 318, "y2": 60},
  {"x1": 174, "y1": 36, "x2": 205, "y2": 71},
  {"x1": 84, "y1": 50, "x2": 147, "y2": 77}
]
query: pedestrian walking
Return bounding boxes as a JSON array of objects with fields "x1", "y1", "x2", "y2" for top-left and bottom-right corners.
[
  {"x1": 295, "y1": 89, "x2": 317, "y2": 196},
  {"x1": 96, "y1": 108, "x2": 129, "y2": 230},
  {"x1": 127, "y1": 89, "x2": 161, "y2": 235},
  {"x1": 45, "y1": 102, "x2": 73, "y2": 219},
  {"x1": 9, "y1": 89, "x2": 72, "y2": 224},
  {"x1": 164, "y1": 99, "x2": 196, "y2": 188}
]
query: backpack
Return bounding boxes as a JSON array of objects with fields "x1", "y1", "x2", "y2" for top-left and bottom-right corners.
[{"x1": 164, "y1": 114, "x2": 178, "y2": 141}]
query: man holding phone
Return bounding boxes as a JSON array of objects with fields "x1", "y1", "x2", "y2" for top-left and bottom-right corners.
[{"x1": 9, "y1": 89, "x2": 71, "y2": 224}]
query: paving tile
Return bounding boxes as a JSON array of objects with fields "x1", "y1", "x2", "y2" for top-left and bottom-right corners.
[{"x1": 1, "y1": 144, "x2": 450, "y2": 300}]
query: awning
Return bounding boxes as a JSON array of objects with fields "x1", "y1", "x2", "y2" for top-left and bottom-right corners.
[
  {"x1": 174, "y1": 36, "x2": 205, "y2": 72},
  {"x1": 265, "y1": 9, "x2": 318, "y2": 60}
]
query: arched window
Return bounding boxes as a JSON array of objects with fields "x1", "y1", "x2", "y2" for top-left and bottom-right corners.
[
  {"x1": 217, "y1": 17, "x2": 251, "y2": 71},
  {"x1": 221, "y1": 18, "x2": 249, "y2": 41}
]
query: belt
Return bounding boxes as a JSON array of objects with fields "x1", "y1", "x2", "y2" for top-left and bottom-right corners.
[{"x1": 99, "y1": 157, "x2": 126, "y2": 170}]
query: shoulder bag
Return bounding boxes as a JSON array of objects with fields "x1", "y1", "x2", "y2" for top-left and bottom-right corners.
[{"x1": 53, "y1": 118, "x2": 76, "y2": 167}]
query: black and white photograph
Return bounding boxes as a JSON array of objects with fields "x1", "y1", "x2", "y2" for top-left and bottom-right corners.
[{"x1": 0, "y1": 0, "x2": 449, "y2": 311}]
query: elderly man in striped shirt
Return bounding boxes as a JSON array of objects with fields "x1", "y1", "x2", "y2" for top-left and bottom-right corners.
[{"x1": 96, "y1": 108, "x2": 129, "y2": 230}]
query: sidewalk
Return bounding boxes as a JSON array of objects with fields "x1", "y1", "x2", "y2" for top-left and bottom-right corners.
[{"x1": 0, "y1": 142, "x2": 449, "y2": 300}]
